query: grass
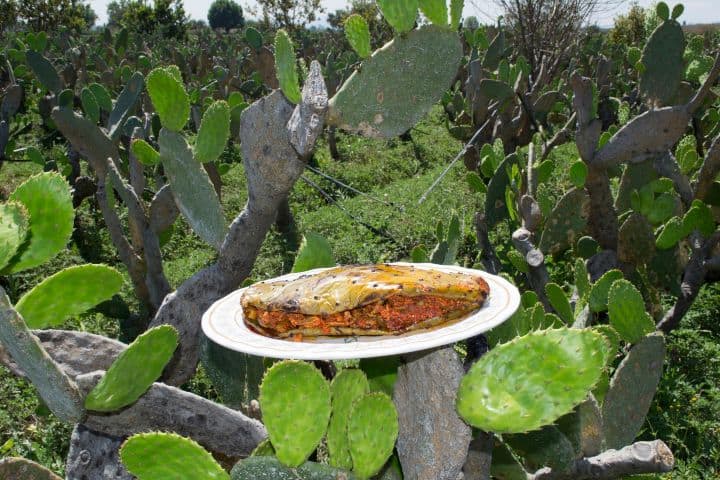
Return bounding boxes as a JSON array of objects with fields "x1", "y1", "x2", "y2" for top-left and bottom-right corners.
[{"x1": 1, "y1": 106, "x2": 719, "y2": 478}]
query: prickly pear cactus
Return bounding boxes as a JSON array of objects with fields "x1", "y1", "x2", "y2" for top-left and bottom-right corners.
[
  {"x1": 274, "y1": 30, "x2": 302, "y2": 104},
  {"x1": 259, "y1": 360, "x2": 332, "y2": 467},
  {"x1": 504, "y1": 426, "x2": 575, "y2": 473},
  {"x1": 328, "y1": 25, "x2": 462, "y2": 138},
  {"x1": 131, "y1": 139, "x2": 160, "y2": 166},
  {"x1": 25, "y1": 50, "x2": 62, "y2": 93},
  {"x1": 231, "y1": 456, "x2": 356, "y2": 480},
  {"x1": 556, "y1": 396, "x2": 603, "y2": 458},
  {"x1": 5, "y1": 172, "x2": 74, "y2": 273},
  {"x1": 640, "y1": 10, "x2": 685, "y2": 106},
  {"x1": 328, "y1": 369, "x2": 370, "y2": 469},
  {"x1": 195, "y1": 100, "x2": 231, "y2": 164},
  {"x1": 538, "y1": 188, "x2": 590, "y2": 255},
  {"x1": 147, "y1": 66, "x2": 190, "y2": 131},
  {"x1": 419, "y1": 0, "x2": 448, "y2": 27},
  {"x1": 457, "y1": 328, "x2": 609, "y2": 433},
  {"x1": 0, "y1": 457, "x2": 63, "y2": 480},
  {"x1": 108, "y1": 72, "x2": 144, "y2": 140},
  {"x1": 120, "y1": 432, "x2": 229, "y2": 480},
  {"x1": 602, "y1": 333, "x2": 666, "y2": 449},
  {"x1": 607, "y1": 279, "x2": 656, "y2": 344},
  {"x1": 85, "y1": 325, "x2": 179, "y2": 412},
  {"x1": 0, "y1": 202, "x2": 28, "y2": 272},
  {"x1": 347, "y1": 392, "x2": 399, "y2": 479},
  {"x1": 15, "y1": 264, "x2": 123, "y2": 329},
  {"x1": 377, "y1": 0, "x2": 418, "y2": 33},
  {"x1": 344, "y1": 14, "x2": 372, "y2": 59}
]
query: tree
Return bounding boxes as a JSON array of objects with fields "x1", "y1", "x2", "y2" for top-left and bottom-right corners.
[
  {"x1": 208, "y1": 0, "x2": 244, "y2": 31},
  {"x1": 255, "y1": 0, "x2": 324, "y2": 31},
  {"x1": 608, "y1": 2, "x2": 648, "y2": 46},
  {"x1": 107, "y1": 0, "x2": 187, "y2": 39},
  {"x1": 2, "y1": 0, "x2": 96, "y2": 32}
]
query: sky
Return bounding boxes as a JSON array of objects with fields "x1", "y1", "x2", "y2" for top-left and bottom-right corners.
[{"x1": 87, "y1": 0, "x2": 720, "y2": 28}]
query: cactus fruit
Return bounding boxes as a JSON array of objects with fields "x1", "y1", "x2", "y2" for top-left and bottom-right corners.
[
  {"x1": 456, "y1": 328, "x2": 609, "y2": 433},
  {"x1": 618, "y1": 213, "x2": 656, "y2": 265},
  {"x1": 158, "y1": 129, "x2": 227, "y2": 249},
  {"x1": 419, "y1": 0, "x2": 448, "y2": 27},
  {"x1": 607, "y1": 279, "x2": 656, "y2": 344},
  {"x1": 80, "y1": 87, "x2": 100, "y2": 123},
  {"x1": 195, "y1": 100, "x2": 231, "y2": 164},
  {"x1": 131, "y1": 139, "x2": 160, "y2": 166},
  {"x1": 344, "y1": 15, "x2": 372, "y2": 59},
  {"x1": 200, "y1": 335, "x2": 265, "y2": 409},
  {"x1": 544, "y1": 283, "x2": 573, "y2": 324},
  {"x1": 147, "y1": 66, "x2": 190, "y2": 131},
  {"x1": 588, "y1": 269, "x2": 623, "y2": 313},
  {"x1": 640, "y1": 13, "x2": 685, "y2": 106},
  {"x1": 0, "y1": 202, "x2": 28, "y2": 272},
  {"x1": 328, "y1": 369, "x2": 370, "y2": 469},
  {"x1": 120, "y1": 432, "x2": 229, "y2": 480},
  {"x1": 0, "y1": 287, "x2": 84, "y2": 423},
  {"x1": 602, "y1": 333, "x2": 665, "y2": 449},
  {"x1": 485, "y1": 153, "x2": 519, "y2": 227},
  {"x1": 291, "y1": 233, "x2": 336, "y2": 273},
  {"x1": 259, "y1": 360, "x2": 332, "y2": 467},
  {"x1": 538, "y1": 188, "x2": 590, "y2": 255},
  {"x1": 108, "y1": 72, "x2": 144, "y2": 140},
  {"x1": 347, "y1": 392, "x2": 399, "y2": 479},
  {"x1": 328, "y1": 26, "x2": 462, "y2": 138},
  {"x1": 504, "y1": 426, "x2": 575, "y2": 473},
  {"x1": 231, "y1": 456, "x2": 356, "y2": 480},
  {"x1": 15, "y1": 264, "x2": 123, "y2": 329},
  {"x1": 85, "y1": 325, "x2": 179, "y2": 412},
  {"x1": 377, "y1": 0, "x2": 418, "y2": 33},
  {"x1": 274, "y1": 30, "x2": 302, "y2": 104},
  {"x1": 5, "y1": 172, "x2": 74, "y2": 273},
  {"x1": 26, "y1": 50, "x2": 62, "y2": 93},
  {"x1": 0, "y1": 457, "x2": 63, "y2": 480}
]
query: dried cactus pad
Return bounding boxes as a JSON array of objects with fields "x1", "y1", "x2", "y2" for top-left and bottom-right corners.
[
  {"x1": 457, "y1": 328, "x2": 609, "y2": 433},
  {"x1": 328, "y1": 25, "x2": 462, "y2": 138},
  {"x1": 85, "y1": 325, "x2": 179, "y2": 412},
  {"x1": 259, "y1": 360, "x2": 331, "y2": 467},
  {"x1": 120, "y1": 432, "x2": 228, "y2": 480}
]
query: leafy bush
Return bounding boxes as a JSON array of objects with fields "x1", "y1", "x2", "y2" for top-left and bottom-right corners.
[{"x1": 208, "y1": 0, "x2": 244, "y2": 31}]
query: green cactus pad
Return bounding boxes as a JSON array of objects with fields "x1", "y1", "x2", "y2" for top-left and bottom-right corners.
[
  {"x1": 159, "y1": 128, "x2": 227, "y2": 249},
  {"x1": 545, "y1": 283, "x2": 573, "y2": 324},
  {"x1": 347, "y1": 392, "x2": 399, "y2": 479},
  {"x1": 199, "y1": 335, "x2": 265, "y2": 409},
  {"x1": 85, "y1": 325, "x2": 179, "y2": 412},
  {"x1": 450, "y1": 0, "x2": 464, "y2": 29},
  {"x1": 539, "y1": 188, "x2": 590, "y2": 255},
  {"x1": 556, "y1": 395, "x2": 603, "y2": 458},
  {"x1": 683, "y1": 199, "x2": 715, "y2": 236},
  {"x1": 576, "y1": 236, "x2": 599, "y2": 259},
  {"x1": 618, "y1": 213, "x2": 656, "y2": 265},
  {"x1": 615, "y1": 161, "x2": 658, "y2": 213},
  {"x1": 0, "y1": 457, "x2": 63, "y2": 480},
  {"x1": 80, "y1": 87, "x2": 100, "y2": 123},
  {"x1": 640, "y1": 18, "x2": 685, "y2": 106},
  {"x1": 0, "y1": 202, "x2": 28, "y2": 272},
  {"x1": 419, "y1": 0, "x2": 448, "y2": 26},
  {"x1": 377, "y1": 0, "x2": 418, "y2": 33},
  {"x1": 593, "y1": 325, "x2": 620, "y2": 364},
  {"x1": 245, "y1": 27, "x2": 263, "y2": 50},
  {"x1": 479, "y1": 79, "x2": 515, "y2": 105},
  {"x1": 671, "y1": 3, "x2": 684, "y2": 19},
  {"x1": 131, "y1": 139, "x2": 160, "y2": 166},
  {"x1": 504, "y1": 426, "x2": 575, "y2": 472},
  {"x1": 602, "y1": 333, "x2": 665, "y2": 449},
  {"x1": 147, "y1": 66, "x2": 190, "y2": 131},
  {"x1": 569, "y1": 161, "x2": 588, "y2": 188},
  {"x1": 485, "y1": 153, "x2": 519, "y2": 227},
  {"x1": 607, "y1": 279, "x2": 656, "y2": 344},
  {"x1": 108, "y1": 72, "x2": 144, "y2": 140},
  {"x1": 274, "y1": 30, "x2": 302, "y2": 104},
  {"x1": 344, "y1": 14, "x2": 372, "y2": 59},
  {"x1": 195, "y1": 100, "x2": 231, "y2": 164},
  {"x1": 359, "y1": 356, "x2": 399, "y2": 396},
  {"x1": 260, "y1": 360, "x2": 331, "y2": 467},
  {"x1": 291, "y1": 233, "x2": 335, "y2": 273},
  {"x1": 656, "y1": 216, "x2": 684, "y2": 249},
  {"x1": 328, "y1": 25, "x2": 462, "y2": 138},
  {"x1": 457, "y1": 328, "x2": 609, "y2": 433},
  {"x1": 588, "y1": 269, "x2": 623, "y2": 313},
  {"x1": 5, "y1": 172, "x2": 73, "y2": 273},
  {"x1": 656, "y1": 2, "x2": 670, "y2": 20},
  {"x1": 250, "y1": 439, "x2": 275, "y2": 457},
  {"x1": 328, "y1": 369, "x2": 370, "y2": 469},
  {"x1": 120, "y1": 432, "x2": 228, "y2": 480},
  {"x1": 574, "y1": 259, "x2": 591, "y2": 302},
  {"x1": 89, "y1": 83, "x2": 113, "y2": 112},
  {"x1": 26, "y1": 50, "x2": 62, "y2": 93},
  {"x1": 231, "y1": 456, "x2": 356, "y2": 480},
  {"x1": 490, "y1": 441, "x2": 527, "y2": 480},
  {"x1": 15, "y1": 264, "x2": 123, "y2": 329}
]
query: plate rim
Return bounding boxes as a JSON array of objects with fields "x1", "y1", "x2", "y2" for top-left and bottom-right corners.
[{"x1": 201, "y1": 263, "x2": 520, "y2": 360}]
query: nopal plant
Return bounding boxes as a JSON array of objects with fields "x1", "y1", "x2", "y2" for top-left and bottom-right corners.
[{"x1": 1, "y1": 0, "x2": 717, "y2": 479}]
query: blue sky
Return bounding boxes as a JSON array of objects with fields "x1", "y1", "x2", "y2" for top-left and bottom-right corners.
[{"x1": 87, "y1": 0, "x2": 720, "y2": 27}]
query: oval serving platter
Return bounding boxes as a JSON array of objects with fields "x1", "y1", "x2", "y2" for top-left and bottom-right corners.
[{"x1": 201, "y1": 263, "x2": 520, "y2": 360}]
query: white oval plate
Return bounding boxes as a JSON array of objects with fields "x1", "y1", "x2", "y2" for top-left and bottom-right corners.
[{"x1": 202, "y1": 263, "x2": 520, "y2": 360}]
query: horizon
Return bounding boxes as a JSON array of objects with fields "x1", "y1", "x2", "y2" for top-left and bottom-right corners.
[{"x1": 85, "y1": 0, "x2": 720, "y2": 29}]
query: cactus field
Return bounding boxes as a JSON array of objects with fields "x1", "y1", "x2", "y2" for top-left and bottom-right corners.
[{"x1": 1, "y1": 1, "x2": 720, "y2": 478}]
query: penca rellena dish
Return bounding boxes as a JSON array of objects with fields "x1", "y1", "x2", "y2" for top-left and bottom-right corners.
[{"x1": 240, "y1": 264, "x2": 490, "y2": 339}]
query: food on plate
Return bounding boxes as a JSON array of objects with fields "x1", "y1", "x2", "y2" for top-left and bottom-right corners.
[{"x1": 240, "y1": 264, "x2": 489, "y2": 339}]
